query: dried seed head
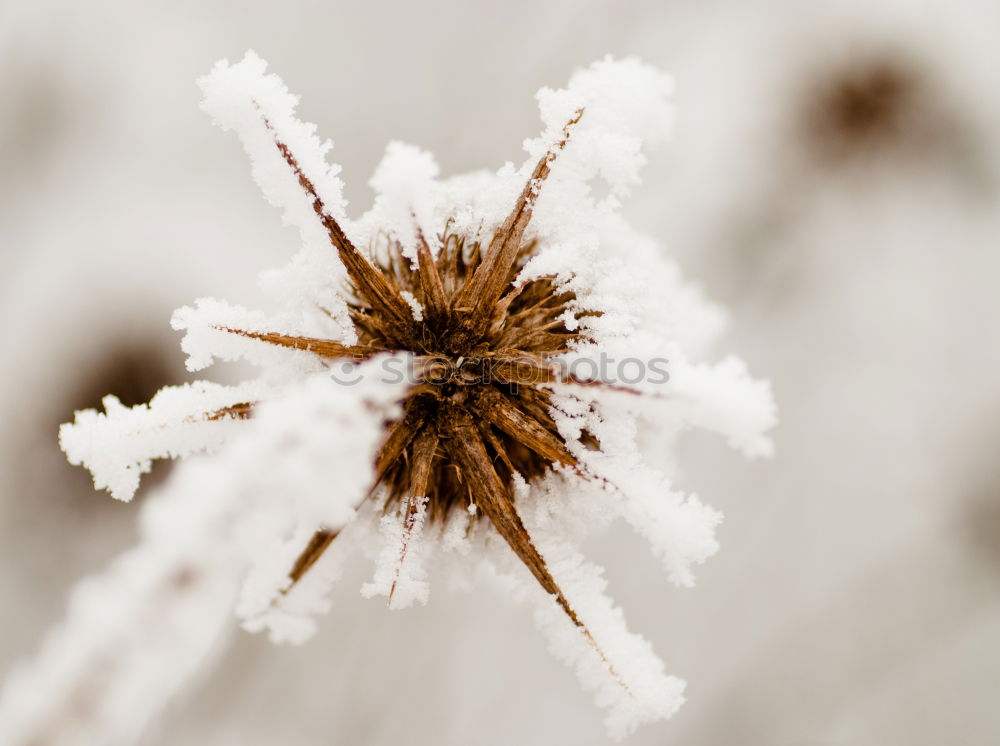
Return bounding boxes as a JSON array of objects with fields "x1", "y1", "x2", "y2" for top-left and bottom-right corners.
[
  {"x1": 222, "y1": 109, "x2": 609, "y2": 637},
  {"x1": 49, "y1": 55, "x2": 777, "y2": 738},
  {"x1": 364, "y1": 229, "x2": 584, "y2": 518}
]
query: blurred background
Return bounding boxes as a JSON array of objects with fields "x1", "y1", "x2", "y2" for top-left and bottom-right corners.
[{"x1": 2, "y1": 1, "x2": 999, "y2": 744}]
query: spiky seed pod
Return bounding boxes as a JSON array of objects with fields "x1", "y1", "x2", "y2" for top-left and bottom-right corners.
[
  {"x1": 48, "y1": 54, "x2": 776, "y2": 740},
  {"x1": 215, "y1": 109, "x2": 613, "y2": 633}
]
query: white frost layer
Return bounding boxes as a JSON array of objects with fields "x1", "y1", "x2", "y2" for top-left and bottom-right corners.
[
  {"x1": 240, "y1": 507, "x2": 368, "y2": 645},
  {"x1": 37, "y1": 52, "x2": 778, "y2": 744},
  {"x1": 59, "y1": 379, "x2": 267, "y2": 502},
  {"x1": 200, "y1": 53, "x2": 769, "y2": 739},
  {"x1": 668, "y1": 355, "x2": 777, "y2": 459},
  {"x1": 171, "y1": 297, "x2": 332, "y2": 376},
  {"x1": 4, "y1": 368, "x2": 403, "y2": 746},
  {"x1": 484, "y1": 476, "x2": 686, "y2": 740},
  {"x1": 399, "y1": 290, "x2": 424, "y2": 322},
  {"x1": 358, "y1": 141, "x2": 443, "y2": 265},
  {"x1": 361, "y1": 495, "x2": 432, "y2": 609},
  {"x1": 198, "y1": 51, "x2": 356, "y2": 337}
]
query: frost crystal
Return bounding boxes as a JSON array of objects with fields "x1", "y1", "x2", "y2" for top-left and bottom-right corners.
[{"x1": 1, "y1": 51, "x2": 775, "y2": 744}]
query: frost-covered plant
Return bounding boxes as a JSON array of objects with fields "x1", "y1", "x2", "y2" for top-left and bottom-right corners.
[{"x1": 0, "y1": 52, "x2": 774, "y2": 744}]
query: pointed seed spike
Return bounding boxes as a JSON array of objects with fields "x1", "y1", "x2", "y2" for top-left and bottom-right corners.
[
  {"x1": 371, "y1": 404, "x2": 428, "y2": 495},
  {"x1": 285, "y1": 529, "x2": 339, "y2": 589},
  {"x1": 441, "y1": 407, "x2": 577, "y2": 619},
  {"x1": 478, "y1": 420, "x2": 517, "y2": 476},
  {"x1": 413, "y1": 214, "x2": 449, "y2": 321},
  {"x1": 454, "y1": 109, "x2": 584, "y2": 336},
  {"x1": 440, "y1": 408, "x2": 634, "y2": 697},
  {"x1": 471, "y1": 386, "x2": 577, "y2": 468},
  {"x1": 387, "y1": 427, "x2": 438, "y2": 606},
  {"x1": 256, "y1": 110, "x2": 414, "y2": 329},
  {"x1": 214, "y1": 326, "x2": 371, "y2": 360}
]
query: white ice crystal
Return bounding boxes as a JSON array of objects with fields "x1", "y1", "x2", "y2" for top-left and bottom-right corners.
[
  {"x1": 59, "y1": 379, "x2": 269, "y2": 502},
  {"x1": 1, "y1": 51, "x2": 775, "y2": 745},
  {"x1": 399, "y1": 290, "x2": 425, "y2": 322},
  {"x1": 361, "y1": 495, "x2": 432, "y2": 609},
  {"x1": 0, "y1": 366, "x2": 403, "y2": 746}
]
